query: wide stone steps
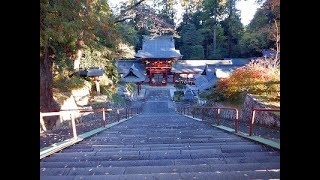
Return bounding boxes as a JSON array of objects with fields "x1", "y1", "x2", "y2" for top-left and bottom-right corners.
[
  {"x1": 47, "y1": 145, "x2": 268, "y2": 157},
  {"x1": 41, "y1": 163, "x2": 279, "y2": 176},
  {"x1": 59, "y1": 142, "x2": 262, "y2": 153},
  {"x1": 42, "y1": 153, "x2": 279, "y2": 164},
  {"x1": 40, "y1": 171, "x2": 279, "y2": 180},
  {"x1": 41, "y1": 156, "x2": 280, "y2": 168},
  {"x1": 41, "y1": 89, "x2": 279, "y2": 179}
]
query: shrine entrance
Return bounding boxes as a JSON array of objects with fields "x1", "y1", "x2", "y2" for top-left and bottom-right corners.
[
  {"x1": 149, "y1": 71, "x2": 168, "y2": 86},
  {"x1": 146, "y1": 61, "x2": 172, "y2": 86}
]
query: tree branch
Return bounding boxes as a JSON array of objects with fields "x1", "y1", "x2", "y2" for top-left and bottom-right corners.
[
  {"x1": 113, "y1": 0, "x2": 146, "y2": 24},
  {"x1": 126, "y1": 0, "x2": 146, "y2": 12}
]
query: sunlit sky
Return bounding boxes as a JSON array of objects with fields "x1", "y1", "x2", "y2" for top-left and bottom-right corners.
[{"x1": 108, "y1": 0, "x2": 262, "y2": 26}]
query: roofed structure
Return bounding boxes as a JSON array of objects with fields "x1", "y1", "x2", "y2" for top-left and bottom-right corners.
[
  {"x1": 135, "y1": 35, "x2": 182, "y2": 60},
  {"x1": 262, "y1": 49, "x2": 277, "y2": 58},
  {"x1": 116, "y1": 35, "x2": 250, "y2": 87},
  {"x1": 171, "y1": 60, "x2": 233, "y2": 73},
  {"x1": 116, "y1": 60, "x2": 146, "y2": 75},
  {"x1": 192, "y1": 64, "x2": 236, "y2": 92},
  {"x1": 121, "y1": 64, "x2": 146, "y2": 83},
  {"x1": 183, "y1": 88, "x2": 195, "y2": 101}
]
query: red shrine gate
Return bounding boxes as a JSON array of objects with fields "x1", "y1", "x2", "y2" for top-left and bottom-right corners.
[
  {"x1": 134, "y1": 35, "x2": 183, "y2": 86},
  {"x1": 145, "y1": 61, "x2": 172, "y2": 86}
]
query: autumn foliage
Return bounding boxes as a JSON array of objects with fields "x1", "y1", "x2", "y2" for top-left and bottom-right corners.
[{"x1": 215, "y1": 58, "x2": 280, "y2": 101}]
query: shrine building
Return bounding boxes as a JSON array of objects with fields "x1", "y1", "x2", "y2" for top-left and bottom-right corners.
[{"x1": 116, "y1": 35, "x2": 248, "y2": 91}]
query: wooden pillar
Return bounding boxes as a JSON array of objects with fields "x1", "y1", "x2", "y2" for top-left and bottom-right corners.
[
  {"x1": 165, "y1": 71, "x2": 168, "y2": 85},
  {"x1": 137, "y1": 82, "x2": 141, "y2": 95},
  {"x1": 149, "y1": 70, "x2": 152, "y2": 85}
]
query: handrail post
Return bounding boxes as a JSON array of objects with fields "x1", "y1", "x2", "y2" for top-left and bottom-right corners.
[
  {"x1": 201, "y1": 108, "x2": 204, "y2": 120},
  {"x1": 192, "y1": 107, "x2": 195, "y2": 118},
  {"x1": 117, "y1": 109, "x2": 120, "y2": 122},
  {"x1": 235, "y1": 109, "x2": 239, "y2": 133},
  {"x1": 249, "y1": 110, "x2": 256, "y2": 136},
  {"x1": 70, "y1": 112, "x2": 77, "y2": 139},
  {"x1": 102, "y1": 108, "x2": 106, "y2": 127},
  {"x1": 183, "y1": 107, "x2": 186, "y2": 114},
  {"x1": 40, "y1": 113, "x2": 47, "y2": 132},
  {"x1": 126, "y1": 108, "x2": 128, "y2": 119},
  {"x1": 217, "y1": 108, "x2": 220, "y2": 125}
]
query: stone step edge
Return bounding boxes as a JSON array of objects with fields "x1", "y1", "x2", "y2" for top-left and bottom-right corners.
[{"x1": 40, "y1": 169, "x2": 279, "y2": 178}]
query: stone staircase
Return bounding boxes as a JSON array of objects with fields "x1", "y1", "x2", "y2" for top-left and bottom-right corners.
[{"x1": 40, "y1": 89, "x2": 280, "y2": 179}]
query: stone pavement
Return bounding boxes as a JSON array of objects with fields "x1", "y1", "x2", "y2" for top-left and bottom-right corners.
[{"x1": 40, "y1": 89, "x2": 280, "y2": 180}]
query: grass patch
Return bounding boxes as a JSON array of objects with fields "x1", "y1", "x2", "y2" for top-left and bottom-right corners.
[
  {"x1": 251, "y1": 94, "x2": 280, "y2": 117},
  {"x1": 213, "y1": 94, "x2": 246, "y2": 109},
  {"x1": 218, "y1": 100, "x2": 244, "y2": 110},
  {"x1": 252, "y1": 94, "x2": 280, "y2": 108},
  {"x1": 53, "y1": 88, "x2": 73, "y2": 104}
]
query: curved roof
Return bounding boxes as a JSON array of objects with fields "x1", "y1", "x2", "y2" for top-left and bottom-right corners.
[
  {"x1": 135, "y1": 35, "x2": 182, "y2": 59},
  {"x1": 121, "y1": 64, "x2": 146, "y2": 83},
  {"x1": 116, "y1": 60, "x2": 146, "y2": 74}
]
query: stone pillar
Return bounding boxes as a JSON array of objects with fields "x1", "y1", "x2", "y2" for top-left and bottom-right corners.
[{"x1": 94, "y1": 77, "x2": 100, "y2": 95}]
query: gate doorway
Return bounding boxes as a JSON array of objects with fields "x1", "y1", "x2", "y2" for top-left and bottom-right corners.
[{"x1": 149, "y1": 70, "x2": 168, "y2": 86}]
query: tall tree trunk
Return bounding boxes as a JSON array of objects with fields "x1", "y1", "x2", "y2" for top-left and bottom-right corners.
[
  {"x1": 213, "y1": 12, "x2": 217, "y2": 58},
  {"x1": 274, "y1": 19, "x2": 280, "y2": 61},
  {"x1": 40, "y1": 47, "x2": 59, "y2": 129},
  {"x1": 227, "y1": 32, "x2": 232, "y2": 58},
  {"x1": 74, "y1": 39, "x2": 84, "y2": 70}
]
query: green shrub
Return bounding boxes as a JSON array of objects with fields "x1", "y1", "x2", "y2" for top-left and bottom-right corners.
[
  {"x1": 174, "y1": 91, "x2": 184, "y2": 101},
  {"x1": 53, "y1": 74, "x2": 88, "y2": 91},
  {"x1": 175, "y1": 82, "x2": 185, "y2": 90}
]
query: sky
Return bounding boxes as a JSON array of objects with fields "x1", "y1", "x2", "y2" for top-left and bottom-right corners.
[
  {"x1": 236, "y1": 0, "x2": 261, "y2": 26},
  {"x1": 108, "y1": 0, "x2": 262, "y2": 26}
]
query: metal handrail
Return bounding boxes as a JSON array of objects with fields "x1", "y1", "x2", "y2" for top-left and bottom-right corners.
[
  {"x1": 40, "y1": 107, "x2": 142, "y2": 139},
  {"x1": 178, "y1": 106, "x2": 239, "y2": 133},
  {"x1": 249, "y1": 108, "x2": 280, "y2": 136}
]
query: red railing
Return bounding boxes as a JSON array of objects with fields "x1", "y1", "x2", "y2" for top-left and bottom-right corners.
[
  {"x1": 249, "y1": 108, "x2": 280, "y2": 136},
  {"x1": 178, "y1": 106, "x2": 239, "y2": 133}
]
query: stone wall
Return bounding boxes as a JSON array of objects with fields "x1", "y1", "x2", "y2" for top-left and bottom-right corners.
[
  {"x1": 205, "y1": 102, "x2": 241, "y2": 121},
  {"x1": 241, "y1": 94, "x2": 280, "y2": 128},
  {"x1": 205, "y1": 94, "x2": 280, "y2": 128},
  {"x1": 54, "y1": 84, "x2": 92, "y2": 128}
]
